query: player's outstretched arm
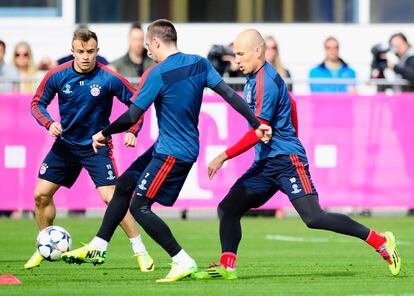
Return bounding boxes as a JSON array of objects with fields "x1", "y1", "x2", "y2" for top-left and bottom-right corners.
[
  {"x1": 212, "y1": 81, "x2": 272, "y2": 141},
  {"x1": 212, "y1": 81, "x2": 260, "y2": 129},
  {"x1": 102, "y1": 104, "x2": 145, "y2": 137},
  {"x1": 208, "y1": 152, "x2": 228, "y2": 180},
  {"x1": 208, "y1": 121, "x2": 271, "y2": 179}
]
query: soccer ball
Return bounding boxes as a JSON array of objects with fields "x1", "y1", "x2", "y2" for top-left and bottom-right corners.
[{"x1": 36, "y1": 226, "x2": 72, "y2": 261}]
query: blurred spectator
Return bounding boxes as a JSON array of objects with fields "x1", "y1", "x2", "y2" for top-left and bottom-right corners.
[
  {"x1": 207, "y1": 44, "x2": 234, "y2": 77},
  {"x1": 12, "y1": 41, "x2": 39, "y2": 94},
  {"x1": 387, "y1": 32, "x2": 414, "y2": 92},
  {"x1": 309, "y1": 36, "x2": 356, "y2": 93},
  {"x1": 207, "y1": 43, "x2": 242, "y2": 78},
  {"x1": 110, "y1": 22, "x2": 154, "y2": 79},
  {"x1": 370, "y1": 43, "x2": 394, "y2": 92},
  {"x1": 370, "y1": 43, "x2": 389, "y2": 80},
  {"x1": 207, "y1": 43, "x2": 243, "y2": 90},
  {"x1": 57, "y1": 25, "x2": 109, "y2": 66},
  {"x1": 37, "y1": 56, "x2": 57, "y2": 72},
  {"x1": 0, "y1": 39, "x2": 19, "y2": 93},
  {"x1": 265, "y1": 36, "x2": 292, "y2": 91}
]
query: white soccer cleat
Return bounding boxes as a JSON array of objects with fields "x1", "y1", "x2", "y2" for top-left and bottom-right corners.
[
  {"x1": 24, "y1": 250, "x2": 44, "y2": 269},
  {"x1": 135, "y1": 252, "x2": 154, "y2": 272},
  {"x1": 156, "y1": 260, "x2": 197, "y2": 283}
]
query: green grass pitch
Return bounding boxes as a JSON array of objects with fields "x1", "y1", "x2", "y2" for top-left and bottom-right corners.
[{"x1": 0, "y1": 216, "x2": 413, "y2": 295}]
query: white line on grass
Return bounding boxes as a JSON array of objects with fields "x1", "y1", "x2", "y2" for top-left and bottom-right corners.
[{"x1": 350, "y1": 294, "x2": 414, "y2": 296}]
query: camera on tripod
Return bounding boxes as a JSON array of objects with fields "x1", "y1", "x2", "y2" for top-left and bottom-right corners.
[
  {"x1": 207, "y1": 44, "x2": 234, "y2": 76},
  {"x1": 371, "y1": 44, "x2": 390, "y2": 77}
]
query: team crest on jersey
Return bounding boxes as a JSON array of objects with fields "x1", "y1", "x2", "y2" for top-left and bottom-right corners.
[
  {"x1": 246, "y1": 90, "x2": 252, "y2": 104},
  {"x1": 90, "y1": 84, "x2": 102, "y2": 96},
  {"x1": 63, "y1": 84, "x2": 72, "y2": 94},
  {"x1": 246, "y1": 84, "x2": 252, "y2": 104},
  {"x1": 39, "y1": 163, "x2": 48, "y2": 175}
]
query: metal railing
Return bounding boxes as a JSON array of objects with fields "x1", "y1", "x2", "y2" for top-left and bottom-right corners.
[{"x1": 0, "y1": 77, "x2": 412, "y2": 94}]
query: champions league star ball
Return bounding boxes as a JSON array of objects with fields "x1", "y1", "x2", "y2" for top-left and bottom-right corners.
[{"x1": 36, "y1": 226, "x2": 72, "y2": 261}]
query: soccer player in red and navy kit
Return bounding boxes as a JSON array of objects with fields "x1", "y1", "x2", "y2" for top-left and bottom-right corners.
[
  {"x1": 62, "y1": 20, "x2": 271, "y2": 282},
  {"x1": 26, "y1": 28, "x2": 154, "y2": 272},
  {"x1": 194, "y1": 29, "x2": 401, "y2": 280}
]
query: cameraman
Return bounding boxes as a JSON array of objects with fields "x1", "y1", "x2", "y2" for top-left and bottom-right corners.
[
  {"x1": 387, "y1": 32, "x2": 414, "y2": 92},
  {"x1": 207, "y1": 43, "x2": 243, "y2": 91}
]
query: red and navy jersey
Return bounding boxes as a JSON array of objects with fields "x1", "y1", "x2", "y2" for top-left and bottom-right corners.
[
  {"x1": 244, "y1": 62, "x2": 307, "y2": 161},
  {"x1": 131, "y1": 52, "x2": 222, "y2": 162},
  {"x1": 31, "y1": 62, "x2": 139, "y2": 146}
]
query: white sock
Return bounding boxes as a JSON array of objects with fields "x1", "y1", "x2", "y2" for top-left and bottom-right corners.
[
  {"x1": 172, "y1": 249, "x2": 194, "y2": 265},
  {"x1": 89, "y1": 236, "x2": 108, "y2": 251},
  {"x1": 129, "y1": 235, "x2": 147, "y2": 254}
]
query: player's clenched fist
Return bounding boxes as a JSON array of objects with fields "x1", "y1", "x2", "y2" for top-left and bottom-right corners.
[
  {"x1": 124, "y1": 132, "x2": 137, "y2": 148},
  {"x1": 255, "y1": 123, "x2": 272, "y2": 143},
  {"x1": 48, "y1": 121, "x2": 62, "y2": 137}
]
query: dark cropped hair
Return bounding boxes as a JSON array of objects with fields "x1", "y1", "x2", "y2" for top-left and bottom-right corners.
[
  {"x1": 72, "y1": 28, "x2": 98, "y2": 47},
  {"x1": 130, "y1": 22, "x2": 142, "y2": 31},
  {"x1": 147, "y1": 19, "x2": 177, "y2": 45},
  {"x1": 0, "y1": 40, "x2": 5, "y2": 50}
]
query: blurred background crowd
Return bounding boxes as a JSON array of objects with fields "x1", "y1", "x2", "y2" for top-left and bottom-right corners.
[
  {"x1": 1, "y1": 0, "x2": 414, "y2": 95},
  {"x1": 1, "y1": 24, "x2": 413, "y2": 94}
]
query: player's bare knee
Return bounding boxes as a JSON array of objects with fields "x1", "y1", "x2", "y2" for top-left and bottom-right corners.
[
  {"x1": 99, "y1": 192, "x2": 111, "y2": 204},
  {"x1": 34, "y1": 189, "x2": 52, "y2": 208}
]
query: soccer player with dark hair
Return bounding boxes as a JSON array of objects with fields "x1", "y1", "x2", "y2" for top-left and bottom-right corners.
[
  {"x1": 62, "y1": 19, "x2": 271, "y2": 283},
  {"x1": 26, "y1": 28, "x2": 154, "y2": 272},
  {"x1": 194, "y1": 29, "x2": 401, "y2": 280}
]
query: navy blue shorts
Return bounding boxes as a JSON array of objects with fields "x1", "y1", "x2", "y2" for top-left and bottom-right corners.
[
  {"x1": 232, "y1": 154, "x2": 318, "y2": 202},
  {"x1": 124, "y1": 145, "x2": 193, "y2": 207},
  {"x1": 38, "y1": 139, "x2": 118, "y2": 188}
]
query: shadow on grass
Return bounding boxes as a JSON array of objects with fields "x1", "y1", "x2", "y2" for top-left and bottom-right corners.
[
  {"x1": 242, "y1": 271, "x2": 357, "y2": 280},
  {"x1": 0, "y1": 260, "x2": 24, "y2": 264}
]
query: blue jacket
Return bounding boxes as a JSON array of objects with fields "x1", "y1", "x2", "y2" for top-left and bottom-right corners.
[{"x1": 309, "y1": 60, "x2": 356, "y2": 92}]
